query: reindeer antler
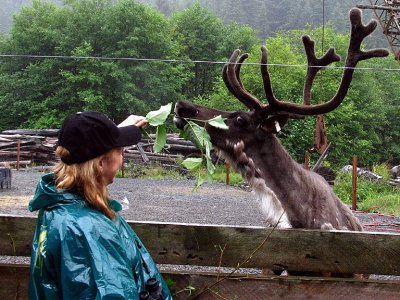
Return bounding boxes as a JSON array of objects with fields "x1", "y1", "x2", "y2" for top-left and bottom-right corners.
[
  {"x1": 302, "y1": 36, "x2": 341, "y2": 105},
  {"x1": 222, "y1": 50, "x2": 265, "y2": 111},
  {"x1": 223, "y1": 8, "x2": 389, "y2": 118}
]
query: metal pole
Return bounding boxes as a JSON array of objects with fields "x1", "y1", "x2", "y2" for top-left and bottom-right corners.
[
  {"x1": 352, "y1": 156, "x2": 358, "y2": 211},
  {"x1": 356, "y1": 4, "x2": 400, "y2": 12},
  {"x1": 311, "y1": 143, "x2": 331, "y2": 172}
]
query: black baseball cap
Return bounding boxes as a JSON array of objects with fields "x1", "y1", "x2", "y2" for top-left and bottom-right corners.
[{"x1": 57, "y1": 111, "x2": 141, "y2": 165}]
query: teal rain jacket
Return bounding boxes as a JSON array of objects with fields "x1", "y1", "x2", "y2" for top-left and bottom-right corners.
[{"x1": 28, "y1": 173, "x2": 172, "y2": 299}]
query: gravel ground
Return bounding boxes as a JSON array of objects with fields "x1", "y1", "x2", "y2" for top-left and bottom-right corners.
[
  {"x1": 1, "y1": 169, "x2": 400, "y2": 231},
  {"x1": 0, "y1": 169, "x2": 267, "y2": 226}
]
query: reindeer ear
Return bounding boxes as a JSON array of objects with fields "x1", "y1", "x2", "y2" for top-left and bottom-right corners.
[{"x1": 260, "y1": 115, "x2": 289, "y2": 134}]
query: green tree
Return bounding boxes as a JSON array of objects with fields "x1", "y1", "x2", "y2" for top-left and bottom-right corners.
[
  {"x1": 171, "y1": 2, "x2": 225, "y2": 97},
  {"x1": 220, "y1": 22, "x2": 260, "y2": 59},
  {"x1": 0, "y1": 0, "x2": 186, "y2": 129}
]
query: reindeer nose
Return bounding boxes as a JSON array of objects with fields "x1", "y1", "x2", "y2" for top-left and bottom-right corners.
[
  {"x1": 173, "y1": 115, "x2": 186, "y2": 129},
  {"x1": 174, "y1": 102, "x2": 180, "y2": 114},
  {"x1": 174, "y1": 101, "x2": 198, "y2": 118},
  {"x1": 173, "y1": 102, "x2": 187, "y2": 129}
]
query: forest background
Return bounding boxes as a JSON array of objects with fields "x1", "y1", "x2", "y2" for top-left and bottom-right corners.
[{"x1": 0, "y1": 0, "x2": 399, "y2": 168}]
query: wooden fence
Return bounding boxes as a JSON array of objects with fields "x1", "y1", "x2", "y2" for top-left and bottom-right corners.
[{"x1": 1, "y1": 214, "x2": 399, "y2": 299}]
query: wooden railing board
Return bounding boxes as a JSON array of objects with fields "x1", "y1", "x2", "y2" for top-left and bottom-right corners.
[
  {"x1": 1, "y1": 266, "x2": 399, "y2": 300},
  {"x1": 1, "y1": 214, "x2": 400, "y2": 276}
]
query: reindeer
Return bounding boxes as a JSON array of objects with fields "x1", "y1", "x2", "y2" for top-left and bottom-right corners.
[{"x1": 174, "y1": 8, "x2": 388, "y2": 230}]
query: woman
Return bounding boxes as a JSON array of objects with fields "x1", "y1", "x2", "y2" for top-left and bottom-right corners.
[{"x1": 29, "y1": 111, "x2": 172, "y2": 299}]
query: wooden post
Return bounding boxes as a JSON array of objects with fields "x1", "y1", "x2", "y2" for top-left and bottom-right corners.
[
  {"x1": 304, "y1": 151, "x2": 310, "y2": 170},
  {"x1": 121, "y1": 150, "x2": 125, "y2": 178},
  {"x1": 16, "y1": 139, "x2": 21, "y2": 171},
  {"x1": 225, "y1": 162, "x2": 230, "y2": 185},
  {"x1": 352, "y1": 155, "x2": 357, "y2": 211}
]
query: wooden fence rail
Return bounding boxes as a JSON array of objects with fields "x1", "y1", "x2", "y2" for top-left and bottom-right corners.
[{"x1": 1, "y1": 214, "x2": 400, "y2": 299}]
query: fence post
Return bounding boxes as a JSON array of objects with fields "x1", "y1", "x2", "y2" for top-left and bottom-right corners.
[
  {"x1": 225, "y1": 162, "x2": 230, "y2": 185},
  {"x1": 352, "y1": 155, "x2": 357, "y2": 211},
  {"x1": 121, "y1": 151, "x2": 125, "y2": 178},
  {"x1": 304, "y1": 151, "x2": 310, "y2": 170},
  {"x1": 16, "y1": 139, "x2": 21, "y2": 171}
]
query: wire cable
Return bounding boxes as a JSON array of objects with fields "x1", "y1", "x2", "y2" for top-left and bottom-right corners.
[{"x1": 0, "y1": 53, "x2": 399, "y2": 72}]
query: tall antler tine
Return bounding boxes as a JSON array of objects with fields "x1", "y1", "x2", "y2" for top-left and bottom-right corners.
[
  {"x1": 260, "y1": 45, "x2": 278, "y2": 106},
  {"x1": 263, "y1": 7, "x2": 388, "y2": 117},
  {"x1": 348, "y1": 8, "x2": 389, "y2": 62},
  {"x1": 223, "y1": 49, "x2": 263, "y2": 110},
  {"x1": 235, "y1": 53, "x2": 248, "y2": 89},
  {"x1": 302, "y1": 35, "x2": 341, "y2": 105},
  {"x1": 302, "y1": 35, "x2": 316, "y2": 61},
  {"x1": 222, "y1": 49, "x2": 241, "y2": 97}
]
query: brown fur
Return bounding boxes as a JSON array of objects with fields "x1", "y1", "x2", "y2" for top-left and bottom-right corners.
[{"x1": 174, "y1": 103, "x2": 362, "y2": 230}]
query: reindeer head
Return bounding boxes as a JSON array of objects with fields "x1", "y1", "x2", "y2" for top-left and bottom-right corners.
[{"x1": 174, "y1": 8, "x2": 388, "y2": 157}]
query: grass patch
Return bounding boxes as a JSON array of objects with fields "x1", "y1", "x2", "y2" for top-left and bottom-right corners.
[
  {"x1": 334, "y1": 171, "x2": 400, "y2": 215},
  {"x1": 185, "y1": 163, "x2": 244, "y2": 186},
  {"x1": 118, "y1": 161, "x2": 245, "y2": 186},
  {"x1": 116, "y1": 163, "x2": 186, "y2": 180},
  {"x1": 208, "y1": 164, "x2": 244, "y2": 186}
]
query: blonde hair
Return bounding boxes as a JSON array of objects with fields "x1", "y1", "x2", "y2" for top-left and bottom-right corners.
[{"x1": 54, "y1": 146, "x2": 115, "y2": 219}]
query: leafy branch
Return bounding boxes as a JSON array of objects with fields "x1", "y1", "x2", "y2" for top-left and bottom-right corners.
[
  {"x1": 143, "y1": 103, "x2": 228, "y2": 189},
  {"x1": 178, "y1": 116, "x2": 228, "y2": 190},
  {"x1": 143, "y1": 103, "x2": 172, "y2": 153}
]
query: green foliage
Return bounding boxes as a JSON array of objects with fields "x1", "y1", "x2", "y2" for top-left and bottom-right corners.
[
  {"x1": 210, "y1": 163, "x2": 244, "y2": 186},
  {"x1": 334, "y1": 167, "x2": 400, "y2": 215},
  {"x1": 177, "y1": 115, "x2": 228, "y2": 189},
  {"x1": 0, "y1": 0, "x2": 398, "y2": 167},
  {"x1": 119, "y1": 162, "x2": 186, "y2": 179},
  {"x1": 372, "y1": 163, "x2": 391, "y2": 180},
  {"x1": 170, "y1": 3, "x2": 225, "y2": 97},
  {"x1": 145, "y1": 102, "x2": 172, "y2": 153},
  {"x1": 0, "y1": 0, "x2": 185, "y2": 129},
  {"x1": 146, "y1": 103, "x2": 172, "y2": 126}
]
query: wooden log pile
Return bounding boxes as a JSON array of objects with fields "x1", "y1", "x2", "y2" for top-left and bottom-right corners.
[
  {"x1": 121, "y1": 133, "x2": 201, "y2": 170},
  {"x1": 0, "y1": 129, "x2": 58, "y2": 167},
  {"x1": 0, "y1": 130, "x2": 199, "y2": 169}
]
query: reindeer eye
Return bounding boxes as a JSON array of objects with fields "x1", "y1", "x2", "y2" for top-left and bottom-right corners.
[{"x1": 235, "y1": 115, "x2": 246, "y2": 126}]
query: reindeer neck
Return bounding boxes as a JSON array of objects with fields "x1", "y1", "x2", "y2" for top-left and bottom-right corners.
[{"x1": 247, "y1": 135, "x2": 307, "y2": 202}]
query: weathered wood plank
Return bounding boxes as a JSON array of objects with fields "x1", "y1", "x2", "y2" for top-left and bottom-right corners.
[
  {"x1": 1, "y1": 214, "x2": 400, "y2": 275},
  {"x1": 1, "y1": 129, "x2": 59, "y2": 137},
  {"x1": 0, "y1": 265, "x2": 399, "y2": 300}
]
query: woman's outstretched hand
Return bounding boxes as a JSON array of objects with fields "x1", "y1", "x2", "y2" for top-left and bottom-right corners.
[{"x1": 118, "y1": 115, "x2": 148, "y2": 129}]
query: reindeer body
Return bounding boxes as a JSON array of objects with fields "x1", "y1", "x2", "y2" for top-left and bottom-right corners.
[
  {"x1": 175, "y1": 103, "x2": 362, "y2": 230},
  {"x1": 237, "y1": 136, "x2": 362, "y2": 230},
  {"x1": 174, "y1": 8, "x2": 388, "y2": 231}
]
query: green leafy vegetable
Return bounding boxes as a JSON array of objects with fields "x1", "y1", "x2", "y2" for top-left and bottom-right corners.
[
  {"x1": 182, "y1": 157, "x2": 203, "y2": 170},
  {"x1": 179, "y1": 116, "x2": 227, "y2": 188},
  {"x1": 144, "y1": 104, "x2": 227, "y2": 189},
  {"x1": 146, "y1": 103, "x2": 172, "y2": 126},
  {"x1": 207, "y1": 115, "x2": 229, "y2": 129},
  {"x1": 145, "y1": 103, "x2": 172, "y2": 152},
  {"x1": 153, "y1": 124, "x2": 167, "y2": 153}
]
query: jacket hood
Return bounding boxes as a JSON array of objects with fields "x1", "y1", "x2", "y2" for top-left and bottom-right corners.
[
  {"x1": 28, "y1": 173, "x2": 82, "y2": 212},
  {"x1": 28, "y1": 173, "x2": 122, "y2": 212}
]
